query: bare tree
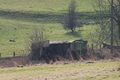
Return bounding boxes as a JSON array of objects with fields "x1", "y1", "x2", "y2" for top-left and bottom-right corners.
[
  {"x1": 92, "y1": 0, "x2": 120, "y2": 48},
  {"x1": 90, "y1": 0, "x2": 110, "y2": 48},
  {"x1": 112, "y1": 0, "x2": 120, "y2": 39}
]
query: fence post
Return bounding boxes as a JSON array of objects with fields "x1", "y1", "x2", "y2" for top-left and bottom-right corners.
[
  {"x1": 13, "y1": 52, "x2": 15, "y2": 57},
  {"x1": 0, "y1": 53, "x2": 1, "y2": 58},
  {"x1": 91, "y1": 44, "x2": 94, "y2": 50},
  {"x1": 91, "y1": 44, "x2": 95, "y2": 55}
]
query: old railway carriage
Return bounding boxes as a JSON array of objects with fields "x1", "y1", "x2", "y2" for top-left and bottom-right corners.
[{"x1": 30, "y1": 39, "x2": 88, "y2": 61}]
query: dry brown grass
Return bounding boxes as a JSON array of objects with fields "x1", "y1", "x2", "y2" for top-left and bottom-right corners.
[{"x1": 0, "y1": 60, "x2": 119, "y2": 80}]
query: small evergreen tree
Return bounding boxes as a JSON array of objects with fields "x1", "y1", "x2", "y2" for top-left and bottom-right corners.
[{"x1": 64, "y1": 0, "x2": 77, "y2": 32}]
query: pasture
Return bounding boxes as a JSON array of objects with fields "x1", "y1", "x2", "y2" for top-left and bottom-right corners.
[
  {"x1": 0, "y1": 0, "x2": 98, "y2": 57},
  {"x1": 0, "y1": 0, "x2": 95, "y2": 13},
  {"x1": 0, "y1": 18, "x2": 97, "y2": 57},
  {"x1": 0, "y1": 60, "x2": 119, "y2": 80}
]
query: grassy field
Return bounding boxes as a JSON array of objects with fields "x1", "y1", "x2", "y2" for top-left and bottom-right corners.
[
  {"x1": 0, "y1": 17, "x2": 97, "y2": 57},
  {"x1": 0, "y1": 60, "x2": 119, "y2": 80},
  {"x1": 0, "y1": 0, "x2": 95, "y2": 13},
  {"x1": 0, "y1": 0, "x2": 98, "y2": 56}
]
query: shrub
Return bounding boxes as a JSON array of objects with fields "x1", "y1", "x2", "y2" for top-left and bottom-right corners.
[
  {"x1": 63, "y1": 0, "x2": 78, "y2": 32},
  {"x1": 28, "y1": 28, "x2": 47, "y2": 60}
]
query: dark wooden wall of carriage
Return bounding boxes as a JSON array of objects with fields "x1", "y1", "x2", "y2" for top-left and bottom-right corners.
[{"x1": 30, "y1": 40, "x2": 88, "y2": 62}]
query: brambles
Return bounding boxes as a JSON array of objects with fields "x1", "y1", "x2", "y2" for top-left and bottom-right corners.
[{"x1": 28, "y1": 28, "x2": 47, "y2": 60}]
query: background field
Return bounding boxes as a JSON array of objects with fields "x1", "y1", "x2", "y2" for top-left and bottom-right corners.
[
  {"x1": 0, "y1": 0, "x2": 98, "y2": 57},
  {"x1": 0, "y1": 60, "x2": 120, "y2": 80},
  {"x1": 0, "y1": 0, "x2": 95, "y2": 13}
]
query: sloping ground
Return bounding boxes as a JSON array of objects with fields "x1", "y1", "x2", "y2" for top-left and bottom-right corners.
[
  {"x1": 0, "y1": 0, "x2": 95, "y2": 12},
  {"x1": 0, "y1": 0, "x2": 106, "y2": 57},
  {"x1": 0, "y1": 56, "x2": 30, "y2": 67},
  {"x1": 0, "y1": 60, "x2": 119, "y2": 80}
]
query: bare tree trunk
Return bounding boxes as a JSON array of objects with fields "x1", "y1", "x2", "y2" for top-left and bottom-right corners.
[{"x1": 110, "y1": 0, "x2": 114, "y2": 54}]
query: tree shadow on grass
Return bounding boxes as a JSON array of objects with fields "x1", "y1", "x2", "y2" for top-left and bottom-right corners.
[
  {"x1": 65, "y1": 31, "x2": 82, "y2": 38},
  {"x1": 0, "y1": 9, "x2": 107, "y2": 24}
]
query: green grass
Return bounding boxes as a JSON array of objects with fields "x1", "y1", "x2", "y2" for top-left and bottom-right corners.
[
  {"x1": 0, "y1": 17, "x2": 97, "y2": 57},
  {"x1": 0, "y1": 60, "x2": 119, "y2": 80},
  {"x1": 0, "y1": 0, "x2": 99, "y2": 56},
  {"x1": 0, "y1": 0, "x2": 96, "y2": 13}
]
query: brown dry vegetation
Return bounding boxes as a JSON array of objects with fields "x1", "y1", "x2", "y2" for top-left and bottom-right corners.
[
  {"x1": 0, "y1": 56, "x2": 30, "y2": 67},
  {"x1": 0, "y1": 60, "x2": 119, "y2": 80}
]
